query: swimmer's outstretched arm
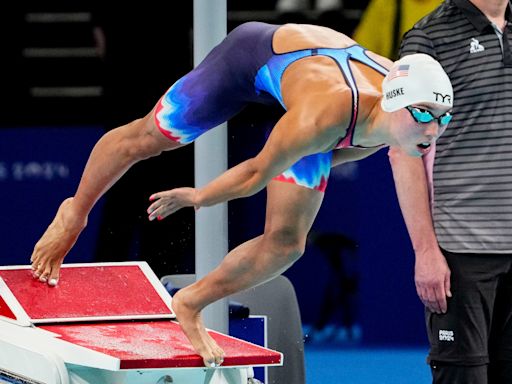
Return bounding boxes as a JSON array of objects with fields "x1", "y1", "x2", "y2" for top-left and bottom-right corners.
[
  {"x1": 148, "y1": 130, "x2": 377, "y2": 220},
  {"x1": 148, "y1": 99, "x2": 342, "y2": 220},
  {"x1": 30, "y1": 110, "x2": 176, "y2": 284}
]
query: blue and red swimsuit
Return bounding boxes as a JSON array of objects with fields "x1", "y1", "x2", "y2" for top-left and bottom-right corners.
[{"x1": 155, "y1": 22, "x2": 388, "y2": 192}]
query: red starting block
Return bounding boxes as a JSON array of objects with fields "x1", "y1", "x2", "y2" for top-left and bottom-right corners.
[{"x1": 0, "y1": 262, "x2": 282, "y2": 384}]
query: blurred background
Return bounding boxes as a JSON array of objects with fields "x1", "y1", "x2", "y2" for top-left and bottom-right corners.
[{"x1": 0, "y1": 1, "x2": 439, "y2": 382}]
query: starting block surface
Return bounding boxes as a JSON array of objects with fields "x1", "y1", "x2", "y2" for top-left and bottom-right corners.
[
  {"x1": 40, "y1": 320, "x2": 281, "y2": 369},
  {"x1": 0, "y1": 262, "x2": 174, "y2": 323},
  {"x1": 0, "y1": 261, "x2": 283, "y2": 375}
]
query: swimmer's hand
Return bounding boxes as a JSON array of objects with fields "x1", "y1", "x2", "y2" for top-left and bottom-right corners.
[
  {"x1": 30, "y1": 197, "x2": 87, "y2": 286},
  {"x1": 147, "y1": 187, "x2": 199, "y2": 221}
]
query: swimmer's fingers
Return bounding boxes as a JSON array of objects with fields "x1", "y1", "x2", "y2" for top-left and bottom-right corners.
[
  {"x1": 147, "y1": 188, "x2": 197, "y2": 220},
  {"x1": 147, "y1": 193, "x2": 179, "y2": 220},
  {"x1": 147, "y1": 204, "x2": 181, "y2": 221}
]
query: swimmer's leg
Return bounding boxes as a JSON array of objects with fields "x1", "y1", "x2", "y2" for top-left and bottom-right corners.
[{"x1": 172, "y1": 177, "x2": 325, "y2": 367}]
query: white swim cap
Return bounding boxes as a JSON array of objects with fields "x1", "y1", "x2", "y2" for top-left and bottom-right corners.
[{"x1": 381, "y1": 53, "x2": 453, "y2": 112}]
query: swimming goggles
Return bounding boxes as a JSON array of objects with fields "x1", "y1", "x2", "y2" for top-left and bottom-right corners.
[{"x1": 406, "y1": 106, "x2": 452, "y2": 126}]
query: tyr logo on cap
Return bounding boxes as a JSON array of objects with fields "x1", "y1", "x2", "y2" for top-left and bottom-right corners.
[{"x1": 433, "y1": 92, "x2": 451, "y2": 104}]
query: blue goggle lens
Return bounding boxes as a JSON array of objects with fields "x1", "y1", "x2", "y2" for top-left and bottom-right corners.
[
  {"x1": 407, "y1": 106, "x2": 452, "y2": 126},
  {"x1": 439, "y1": 113, "x2": 453, "y2": 125}
]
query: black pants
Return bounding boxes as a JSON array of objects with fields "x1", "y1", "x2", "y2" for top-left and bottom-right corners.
[
  {"x1": 430, "y1": 360, "x2": 512, "y2": 383},
  {"x1": 427, "y1": 250, "x2": 512, "y2": 384}
]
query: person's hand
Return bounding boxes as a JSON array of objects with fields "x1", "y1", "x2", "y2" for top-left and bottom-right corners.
[
  {"x1": 30, "y1": 197, "x2": 87, "y2": 286},
  {"x1": 414, "y1": 248, "x2": 452, "y2": 314},
  {"x1": 147, "y1": 187, "x2": 198, "y2": 221}
]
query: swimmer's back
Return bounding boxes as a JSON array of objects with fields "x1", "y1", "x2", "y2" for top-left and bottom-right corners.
[
  {"x1": 274, "y1": 24, "x2": 391, "y2": 88},
  {"x1": 273, "y1": 24, "x2": 358, "y2": 53}
]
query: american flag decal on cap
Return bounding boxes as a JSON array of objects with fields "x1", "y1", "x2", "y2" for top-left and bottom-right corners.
[{"x1": 388, "y1": 64, "x2": 410, "y2": 80}]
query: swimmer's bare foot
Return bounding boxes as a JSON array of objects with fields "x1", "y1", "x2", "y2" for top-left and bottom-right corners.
[
  {"x1": 172, "y1": 289, "x2": 225, "y2": 368},
  {"x1": 30, "y1": 197, "x2": 87, "y2": 285}
]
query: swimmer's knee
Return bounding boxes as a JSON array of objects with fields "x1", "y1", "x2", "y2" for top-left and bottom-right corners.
[
  {"x1": 264, "y1": 229, "x2": 307, "y2": 262},
  {"x1": 119, "y1": 115, "x2": 183, "y2": 161}
]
